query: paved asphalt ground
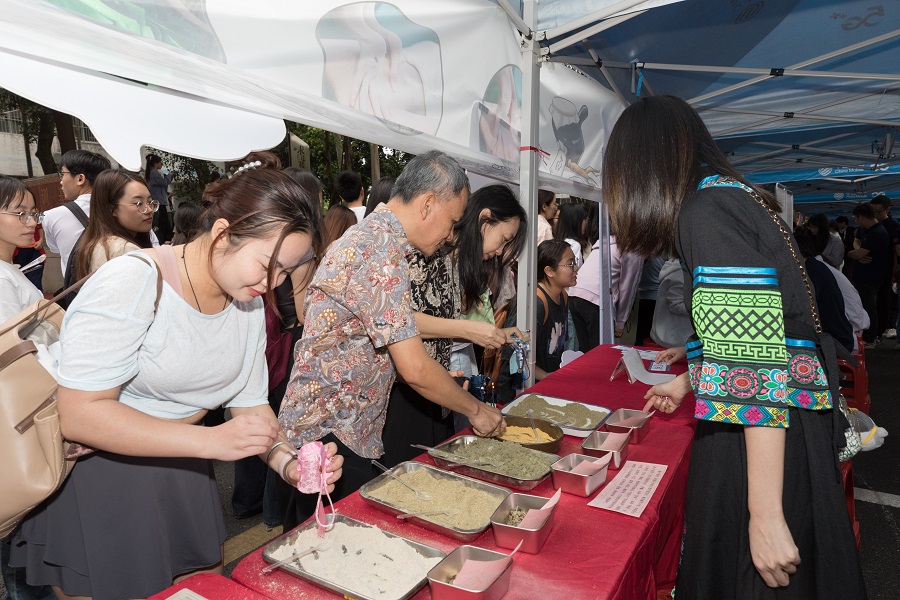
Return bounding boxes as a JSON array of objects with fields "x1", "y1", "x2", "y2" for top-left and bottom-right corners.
[{"x1": 3, "y1": 341, "x2": 897, "y2": 598}]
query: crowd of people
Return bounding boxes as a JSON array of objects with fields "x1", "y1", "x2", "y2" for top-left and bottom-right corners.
[{"x1": 2, "y1": 98, "x2": 878, "y2": 598}]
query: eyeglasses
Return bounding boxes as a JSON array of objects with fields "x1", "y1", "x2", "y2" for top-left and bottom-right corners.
[
  {"x1": 0, "y1": 211, "x2": 44, "y2": 225},
  {"x1": 57, "y1": 168, "x2": 79, "y2": 178},
  {"x1": 121, "y1": 199, "x2": 161, "y2": 214},
  {"x1": 558, "y1": 261, "x2": 578, "y2": 269}
]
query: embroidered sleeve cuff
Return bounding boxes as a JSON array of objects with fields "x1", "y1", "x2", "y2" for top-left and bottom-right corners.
[{"x1": 694, "y1": 399, "x2": 789, "y2": 427}]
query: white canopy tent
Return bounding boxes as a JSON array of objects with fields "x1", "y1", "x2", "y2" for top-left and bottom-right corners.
[{"x1": 3, "y1": 0, "x2": 657, "y2": 382}]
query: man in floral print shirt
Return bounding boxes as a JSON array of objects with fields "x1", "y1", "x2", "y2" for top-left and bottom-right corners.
[{"x1": 277, "y1": 151, "x2": 506, "y2": 525}]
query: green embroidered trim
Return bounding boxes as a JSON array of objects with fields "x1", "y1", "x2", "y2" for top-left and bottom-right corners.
[{"x1": 692, "y1": 287, "x2": 786, "y2": 364}]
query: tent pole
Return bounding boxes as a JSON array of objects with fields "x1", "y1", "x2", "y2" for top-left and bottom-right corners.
[
  {"x1": 633, "y1": 62, "x2": 900, "y2": 82},
  {"x1": 702, "y1": 106, "x2": 900, "y2": 128},
  {"x1": 547, "y1": 11, "x2": 645, "y2": 55},
  {"x1": 714, "y1": 86, "x2": 900, "y2": 136},
  {"x1": 516, "y1": 0, "x2": 541, "y2": 388},
  {"x1": 689, "y1": 28, "x2": 900, "y2": 104},
  {"x1": 495, "y1": 0, "x2": 531, "y2": 37},
  {"x1": 541, "y1": 0, "x2": 649, "y2": 42},
  {"x1": 582, "y1": 41, "x2": 629, "y2": 107}
]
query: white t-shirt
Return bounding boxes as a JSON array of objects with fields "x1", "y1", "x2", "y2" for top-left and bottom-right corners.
[
  {"x1": 57, "y1": 254, "x2": 268, "y2": 419},
  {"x1": 350, "y1": 205, "x2": 367, "y2": 223},
  {"x1": 0, "y1": 260, "x2": 43, "y2": 322},
  {"x1": 43, "y1": 193, "x2": 91, "y2": 277}
]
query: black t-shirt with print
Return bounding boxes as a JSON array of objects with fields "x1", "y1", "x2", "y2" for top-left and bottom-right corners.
[{"x1": 536, "y1": 287, "x2": 568, "y2": 374}]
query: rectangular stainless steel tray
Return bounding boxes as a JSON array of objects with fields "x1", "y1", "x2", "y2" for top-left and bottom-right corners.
[
  {"x1": 261, "y1": 513, "x2": 445, "y2": 600},
  {"x1": 428, "y1": 436, "x2": 556, "y2": 491},
  {"x1": 502, "y1": 393, "x2": 611, "y2": 437},
  {"x1": 359, "y1": 461, "x2": 510, "y2": 542}
]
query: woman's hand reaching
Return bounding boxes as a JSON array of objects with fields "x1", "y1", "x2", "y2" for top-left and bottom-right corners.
[
  {"x1": 657, "y1": 346, "x2": 687, "y2": 365},
  {"x1": 642, "y1": 372, "x2": 692, "y2": 413}
]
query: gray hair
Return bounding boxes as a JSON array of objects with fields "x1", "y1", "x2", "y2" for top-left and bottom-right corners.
[{"x1": 391, "y1": 150, "x2": 470, "y2": 204}]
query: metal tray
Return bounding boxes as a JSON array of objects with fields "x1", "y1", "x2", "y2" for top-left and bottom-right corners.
[
  {"x1": 261, "y1": 514, "x2": 445, "y2": 600},
  {"x1": 359, "y1": 462, "x2": 510, "y2": 542},
  {"x1": 428, "y1": 436, "x2": 556, "y2": 491},
  {"x1": 502, "y1": 393, "x2": 611, "y2": 437}
]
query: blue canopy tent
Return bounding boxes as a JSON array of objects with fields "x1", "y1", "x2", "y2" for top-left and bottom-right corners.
[{"x1": 516, "y1": 0, "x2": 900, "y2": 215}]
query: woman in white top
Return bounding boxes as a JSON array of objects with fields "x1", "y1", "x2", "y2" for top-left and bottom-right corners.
[
  {"x1": 72, "y1": 169, "x2": 155, "y2": 280},
  {"x1": 554, "y1": 202, "x2": 588, "y2": 268},
  {"x1": 0, "y1": 177, "x2": 44, "y2": 322},
  {"x1": 11, "y1": 153, "x2": 344, "y2": 600},
  {"x1": 0, "y1": 176, "x2": 55, "y2": 600}
]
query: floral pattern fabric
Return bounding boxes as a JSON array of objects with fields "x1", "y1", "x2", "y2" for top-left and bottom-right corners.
[
  {"x1": 279, "y1": 204, "x2": 419, "y2": 458},
  {"x1": 406, "y1": 248, "x2": 460, "y2": 369}
]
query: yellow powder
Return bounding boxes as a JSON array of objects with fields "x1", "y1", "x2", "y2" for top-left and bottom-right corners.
[{"x1": 500, "y1": 426, "x2": 555, "y2": 443}]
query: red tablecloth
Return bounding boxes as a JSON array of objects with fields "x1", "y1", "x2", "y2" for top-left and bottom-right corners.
[
  {"x1": 528, "y1": 345, "x2": 695, "y2": 429},
  {"x1": 149, "y1": 573, "x2": 267, "y2": 599},
  {"x1": 233, "y1": 345, "x2": 695, "y2": 600}
]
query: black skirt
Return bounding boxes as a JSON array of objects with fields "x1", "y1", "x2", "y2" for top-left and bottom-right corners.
[
  {"x1": 675, "y1": 408, "x2": 867, "y2": 599},
  {"x1": 10, "y1": 452, "x2": 227, "y2": 600}
]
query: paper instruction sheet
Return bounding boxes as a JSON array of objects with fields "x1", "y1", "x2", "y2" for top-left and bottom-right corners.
[{"x1": 588, "y1": 461, "x2": 667, "y2": 517}]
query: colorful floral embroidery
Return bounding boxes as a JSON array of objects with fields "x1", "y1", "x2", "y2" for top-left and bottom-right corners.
[
  {"x1": 789, "y1": 354, "x2": 817, "y2": 384},
  {"x1": 815, "y1": 366, "x2": 828, "y2": 387},
  {"x1": 757, "y1": 368, "x2": 788, "y2": 403},
  {"x1": 697, "y1": 363, "x2": 727, "y2": 396},
  {"x1": 725, "y1": 367, "x2": 761, "y2": 399}
]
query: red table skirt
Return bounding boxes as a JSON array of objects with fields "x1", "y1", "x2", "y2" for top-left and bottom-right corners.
[{"x1": 234, "y1": 345, "x2": 696, "y2": 600}]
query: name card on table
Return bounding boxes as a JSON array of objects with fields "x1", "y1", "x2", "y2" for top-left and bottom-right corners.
[
  {"x1": 588, "y1": 461, "x2": 668, "y2": 517},
  {"x1": 610, "y1": 348, "x2": 676, "y2": 385}
]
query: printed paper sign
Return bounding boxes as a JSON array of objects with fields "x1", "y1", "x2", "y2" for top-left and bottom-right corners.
[{"x1": 588, "y1": 461, "x2": 667, "y2": 517}]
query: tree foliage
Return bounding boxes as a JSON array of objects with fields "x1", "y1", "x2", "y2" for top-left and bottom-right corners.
[
  {"x1": 285, "y1": 122, "x2": 412, "y2": 208},
  {"x1": 144, "y1": 147, "x2": 218, "y2": 205},
  {"x1": 1, "y1": 87, "x2": 82, "y2": 176}
]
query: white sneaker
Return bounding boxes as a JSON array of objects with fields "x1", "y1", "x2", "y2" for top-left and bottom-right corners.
[{"x1": 884, "y1": 328, "x2": 897, "y2": 339}]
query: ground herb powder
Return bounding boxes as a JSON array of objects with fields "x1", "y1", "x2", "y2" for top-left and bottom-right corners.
[{"x1": 368, "y1": 469, "x2": 503, "y2": 531}]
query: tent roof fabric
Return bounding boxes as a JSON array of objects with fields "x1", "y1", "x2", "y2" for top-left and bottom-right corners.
[{"x1": 529, "y1": 0, "x2": 900, "y2": 210}]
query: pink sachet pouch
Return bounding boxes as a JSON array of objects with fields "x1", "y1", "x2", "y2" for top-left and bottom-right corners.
[{"x1": 294, "y1": 441, "x2": 335, "y2": 536}]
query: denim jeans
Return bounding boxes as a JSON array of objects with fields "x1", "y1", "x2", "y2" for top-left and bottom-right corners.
[
  {"x1": 1, "y1": 537, "x2": 54, "y2": 600},
  {"x1": 232, "y1": 457, "x2": 281, "y2": 527}
]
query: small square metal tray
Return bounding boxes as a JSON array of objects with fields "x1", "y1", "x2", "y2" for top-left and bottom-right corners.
[
  {"x1": 602, "y1": 408, "x2": 652, "y2": 443},
  {"x1": 428, "y1": 436, "x2": 557, "y2": 491},
  {"x1": 581, "y1": 431, "x2": 630, "y2": 469},
  {"x1": 261, "y1": 514, "x2": 445, "y2": 600},
  {"x1": 427, "y1": 545, "x2": 514, "y2": 600},
  {"x1": 502, "y1": 393, "x2": 611, "y2": 437},
  {"x1": 489, "y1": 492, "x2": 557, "y2": 554},
  {"x1": 359, "y1": 461, "x2": 510, "y2": 542},
  {"x1": 550, "y1": 453, "x2": 610, "y2": 496}
]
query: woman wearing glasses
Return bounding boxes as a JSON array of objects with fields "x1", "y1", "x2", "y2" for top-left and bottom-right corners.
[
  {"x1": 535, "y1": 239, "x2": 577, "y2": 380},
  {"x1": 72, "y1": 169, "x2": 155, "y2": 280},
  {"x1": 0, "y1": 175, "x2": 55, "y2": 600}
]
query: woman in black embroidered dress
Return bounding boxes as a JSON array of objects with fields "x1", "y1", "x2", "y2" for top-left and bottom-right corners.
[{"x1": 603, "y1": 96, "x2": 866, "y2": 599}]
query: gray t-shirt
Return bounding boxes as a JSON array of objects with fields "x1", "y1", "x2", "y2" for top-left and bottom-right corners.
[{"x1": 57, "y1": 254, "x2": 267, "y2": 419}]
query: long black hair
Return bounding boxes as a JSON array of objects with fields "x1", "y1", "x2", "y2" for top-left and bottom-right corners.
[
  {"x1": 555, "y1": 202, "x2": 587, "y2": 248},
  {"x1": 449, "y1": 184, "x2": 526, "y2": 312},
  {"x1": 603, "y1": 95, "x2": 779, "y2": 257}
]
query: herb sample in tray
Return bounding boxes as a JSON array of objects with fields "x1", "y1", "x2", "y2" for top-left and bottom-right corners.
[
  {"x1": 505, "y1": 394, "x2": 609, "y2": 430},
  {"x1": 445, "y1": 438, "x2": 557, "y2": 479},
  {"x1": 366, "y1": 467, "x2": 504, "y2": 531}
]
